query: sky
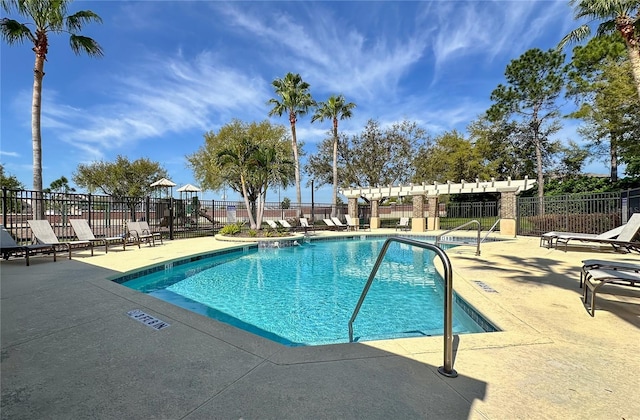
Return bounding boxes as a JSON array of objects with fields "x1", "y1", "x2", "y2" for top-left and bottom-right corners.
[{"x1": 0, "y1": 0, "x2": 604, "y2": 203}]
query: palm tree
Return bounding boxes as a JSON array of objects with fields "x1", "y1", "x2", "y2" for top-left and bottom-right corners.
[
  {"x1": 267, "y1": 73, "x2": 315, "y2": 215},
  {"x1": 559, "y1": 0, "x2": 640, "y2": 99},
  {"x1": 1, "y1": 0, "x2": 103, "y2": 197},
  {"x1": 218, "y1": 138, "x2": 294, "y2": 229},
  {"x1": 311, "y1": 95, "x2": 356, "y2": 217}
]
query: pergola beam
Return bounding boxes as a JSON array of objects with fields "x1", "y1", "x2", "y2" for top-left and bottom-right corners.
[{"x1": 340, "y1": 177, "x2": 535, "y2": 199}]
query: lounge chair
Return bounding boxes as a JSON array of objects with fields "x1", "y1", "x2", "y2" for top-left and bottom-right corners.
[
  {"x1": 1, "y1": 224, "x2": 57, "y2": 266},
  {"x1": 582, "y1": 266, "x2": 640, "y2": 316},
  {"x1": 138, "y1": 221, "x2": 163, "y2": 245},
  {"x1": 540, "y1": 225, "x2": 624, "y2": 249},
  {"x1": 27, "y1": 219, "x2": 93, "y2": 259},
  {"x1": 331, "y1": 217, "x2": 348, "y2": 231},
  {"x1": 555, "y1": 213, "x2": 640, "y2": 252},
  {"x1": 278, "y1": 220, "x2": 294, "y2": 231},
  {"x1": 323, "y1": 219, "x2": 338, "y2": 230},
  {"x1": 127, "y1": 221, "x2": 155, "y2": 247},
  {"x1": 396, "y1": 217, "x2": 410, "y2": 231},
  {"x1": 299, "y1": 218, "x2": 314, "y2": 234},
  {"x1": 70, "y1": 219, "x2": 131, "y2": 253},
  {"x1": 344, "y1": 214, "x2": 370, "y2": 231},
  {"x1": 265, "y1": 220, "x2": 279, "y2": 229},
  {"x1": 580, "y1": 259, "x2": 640, "y2": 288}
]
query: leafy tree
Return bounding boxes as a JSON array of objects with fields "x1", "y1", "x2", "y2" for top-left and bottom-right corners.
[
  {"x1": 0, "y1": 165, "x2": 25, "y2": 213},
  {"x1": 0, "y1": 164, "x2": 24, "y2": 190},
  {"x1": 187, "y1": 120, "x2": 294, "y2": 229},
  {"x1": 488, "y1": 48, "x2": 566, "y2": 199},
  {"x1": 468, "y1": 117, "x2": 537, "y2": 179},
  {"x1": 1, "y1": 0, "x2": 103, "y2": 195},
  {"x1": 267, "y1": 73, "x2": 315, "y2": 215},
  {"x1": 559, "y1": 0, "x2": 640, "y2": 99},
  {"x1": 43, "y1": 176, "x2": 76, "y2": 222},
  {"x1": 311, "y1": 94, "x2": 355, "y2": 217},
  {"x1": 73, "y1": 155, "x2": 168, "y2": 220},
  {"x1": 553, "y1": 140, "x2": 590, "y2": 178},
  {"x1": 413, "y1": 130, "x2": 491, "y2": 183},
  {"x1": 307, "y1": 119, "x2": 427, "y2": 202},
  {"x1": 44, "y1": 176, "x2": 75, "y2": 193},
  {"x1": 566, "y1": 34, "x2": 640, "y2": 180}
]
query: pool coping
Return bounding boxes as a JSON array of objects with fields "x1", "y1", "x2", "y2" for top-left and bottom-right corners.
[
  {"x1": 101, "y1": 233, "x2": 549, "y2": 366},
  {"x1": 108, "y1": 236, "x2": 500, "y2": 347}
]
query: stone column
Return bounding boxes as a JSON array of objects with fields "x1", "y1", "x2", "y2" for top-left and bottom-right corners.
[
  {"x1": 498, "y1": 187, "x2": 518, "y2": 237},
  {"x1": 411, "y1": 193, "x2": 426, "y2": 232},
  {"x1": 426, "y1": 195, "x2": 440, "y2": 230},
  {"x1": 347, "y1": 196, "x2": 359, "y2": 229},
  {"x1": 370, "y1": 199, "x2": 380, "y2": 229}
]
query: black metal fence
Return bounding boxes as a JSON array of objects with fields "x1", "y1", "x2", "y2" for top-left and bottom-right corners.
[
  {"x1": 3, "y1": 187, "x2": 637, "y2": 243},
  {"x1": 0, "y1": 188, "x2": 352, "y2": 243},
  {"x1": 440, "y1": 201, "x2": 500, "y2": 230},
  {"x1": 516, "y1": 190, "x2": 633, "y2": 236}
]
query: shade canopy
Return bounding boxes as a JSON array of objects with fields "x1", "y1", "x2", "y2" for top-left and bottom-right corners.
[
  {"x1": 177, "y1": 183, "x2": 201, "y2": 192},
  {"x1": 150, "y1": 178, "x2": 176, "y2": 187}
]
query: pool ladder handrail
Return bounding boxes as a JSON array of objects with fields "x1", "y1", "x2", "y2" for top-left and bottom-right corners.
[
  {"x1": 348, "y1": 236, "x2": 458, "y2": 378},
  {"x1": 481, "y1": 219, "x2": 500, "y2": 244},
  {"x1": 435, "y1": 219, "x2": 481, "y2": 256}
]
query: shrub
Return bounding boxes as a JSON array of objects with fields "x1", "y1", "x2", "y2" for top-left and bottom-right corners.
[{"x1": 220, "y1": 222, "x2": 243, "y2": 235}]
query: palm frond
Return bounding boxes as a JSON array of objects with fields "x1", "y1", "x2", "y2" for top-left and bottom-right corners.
[
  {"x1": 69, "y1": 34, "x2": 103, "y2": 57},
  {"x1": 558, "y1": 24, "x2": 591, "y2": 48},
  {"x1": 66, "y1": 10, "x2": 102, "y2": 33},
  {"x1": 0, "y1": 17, "x2": 35, "y2": 44}
]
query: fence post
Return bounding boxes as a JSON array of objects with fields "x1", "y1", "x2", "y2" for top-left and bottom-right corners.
[
  {"x1": 88, "y1": 193, "x2": 92, "y2": 226},
  {"x1": 169, "y1": 197, "x2": 174, "y2": 240},
  {"x1": 2, "y1": 187, "x2": 7, "y2": 227}
]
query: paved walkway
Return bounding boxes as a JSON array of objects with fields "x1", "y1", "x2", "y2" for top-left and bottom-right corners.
[{"x1": 1, "y1": 231, "x2": 639, "y2": 419}]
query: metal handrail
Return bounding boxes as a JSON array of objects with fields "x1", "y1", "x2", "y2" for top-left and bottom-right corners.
[
  {"x1": 481, "y1": 219, "x2": 501, "y2": 244},
  {"x1": 348, "y1": 237, "x2": 458, "y2": 378},
  {"x1": 435, "y1": 219, "x2": 481, "y2": 256}
]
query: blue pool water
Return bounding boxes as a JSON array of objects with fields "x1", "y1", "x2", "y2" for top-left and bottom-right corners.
[{"x1": 117, "y1": 238, "x2": 494, "y2": 346}]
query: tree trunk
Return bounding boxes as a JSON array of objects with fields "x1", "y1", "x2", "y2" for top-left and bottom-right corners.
[
  {"x1": 240, "y1": 175, "x2": 256, "y2": 229},
  {"x1": 331, "y1": 118, "x2": 338, "y2": 218},
  {"x1": 626, "y1": 44, "x2": 640, "y2": 100},
  {"x1": 535, "y1": 139, "x2": 545, "y2": 215},
  {"x1": 32, "y1": 48, "x2": 46, "y2": 219},
  {"x1": 610, "y1": 135, "x2": 618, "y2": 182},
  {"x1": 289, "y1": 119, "x2": 302, "y2": 217}
]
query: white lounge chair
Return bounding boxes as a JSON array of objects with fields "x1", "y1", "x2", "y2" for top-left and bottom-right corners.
[
  {"x1": 28, "y1": 219, "x2": 93, "y2": 259},
  {"x1": 582, "y1": 266, "x2": 640, "y2": 316},
  {"x1": 344, "y1": 214, "x2": 369, "y2": 231},
  {"x1": 299, "y1": 218, "x2": 314, "y2": 234},
  {"x1": 278, "y1": 220, "x2": 293, "y2": 231},
  {"x1": 138, "y1": 221, "x2": 163, "y2": 245},
  {"x1": 540, "y1": 225, "x2": 623, "y2": 249},
  {"x1": 396, "y1": 217, "x2": 410, "y2": 231},
  {"x1": 127, "y1": 221, "x2": 155, "y2": 247},
  {"x1": 70, "y1": 219, "x2": 130, "y2": 253},
  {"x1": 323, "y1": 219, "x2": 337, "y2": 230},
  {"x1": 580, "y1": 259, "x2": 640, "y2": 288},
  {"x1": 1, "y1": 224, "x2": 57, "y2": 266},
  {"x1": 331, "y1": 217, "x2": 348, "y2": 230},
  {"x1": 555, "y1": 213, "x2": 640, "y2": 252},
  {"x1": 265, "y1": 220, "x2": 279, "y2": 229}
]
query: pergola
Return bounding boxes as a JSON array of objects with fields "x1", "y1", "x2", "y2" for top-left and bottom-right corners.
[
  {"x1": 340, "y1": 177, "x2": 535, "y2": 200},
  {"x1": 339, "y1": 177, "x2": 536, "y2": 236}
]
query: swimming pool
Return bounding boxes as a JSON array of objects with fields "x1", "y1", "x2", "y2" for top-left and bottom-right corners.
[{"x1": 115, "y1": 237, "x2": 496, "y2": 346}]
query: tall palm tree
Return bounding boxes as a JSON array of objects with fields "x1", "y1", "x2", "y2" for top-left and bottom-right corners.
[
  {"x1": 1, "y1": 0, "x2": 103, "y2": 197},
  {"x1": 311, "y1": 95, "x2": 356, "y2": 217},
  {"x1": 559, "y1": 0, "x2": 640, "y2": 99},
  {"x1": 267, "y1": 73, "x2": 315, "y2": 215}
]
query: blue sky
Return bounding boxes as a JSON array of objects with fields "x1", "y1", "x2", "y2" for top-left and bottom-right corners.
[{"x1": 1, "y1": 1, "x2": 601, "y2": 203}]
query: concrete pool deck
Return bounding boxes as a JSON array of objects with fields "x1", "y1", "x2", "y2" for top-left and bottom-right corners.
[{"x1": 1, "y1": 230, "x2": 639, "y2": 419}]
